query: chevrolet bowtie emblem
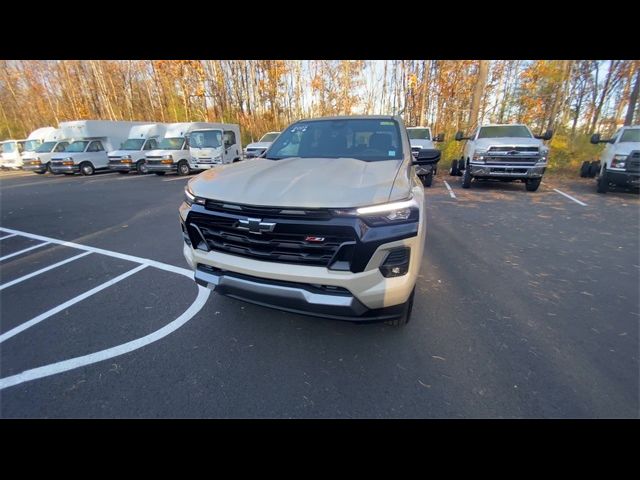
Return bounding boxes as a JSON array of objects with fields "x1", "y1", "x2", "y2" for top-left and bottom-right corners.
[{"x1": 237, "y1": 218, "x2": 276, "y2": 234}]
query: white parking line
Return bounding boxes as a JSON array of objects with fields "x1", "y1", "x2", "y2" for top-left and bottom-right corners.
[
  {"x1": 443, "y1": 181, "x2": 457, "y2": 199},
  {"x1": 0, "y1": 227, "x2": 191, "y2": 277},
  {"x1": 163, "y1": 176, "x2": 192, "y2": 181},
  {"x1": 553, "y1": 188, "x2": 588, "y2": 206},
  {"x1": 0, "y1": 227, "x2": 211, "y2": 390},
  {"x1": 0, "y1": 285, "x2": 210, "y2": 390},
  {"x1": 0, "y1": 264, "x2": 148, "y2": 344},
  {"x1": 0, "y1": 242, "x2": 51, "y2": 262},
  {"x1": 0, "y1": 233, "x2": 18, "y2": 240},
  {"x1": 0, "y1": 251, "x2": 92, "y2": 291}
]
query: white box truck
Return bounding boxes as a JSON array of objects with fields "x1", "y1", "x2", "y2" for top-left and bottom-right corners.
[
  {"x1": 1, "y1": 126, "x2": 57, "y2": 169},
  {"x1": 107, "y1": 123, "x2": 167, "y2": 174},
  {"x1": 145, "y1": 122, "x2": 222, "y2": 176},
  {"x1": 188, "y1": 123, "x2": 242, "y2": 171},
  {"x1": 21, "y1": 128, "x2": 70, "y2": 174},
  {"x1": 49, "y1": 120, "x2": 148, "y2": 176}
]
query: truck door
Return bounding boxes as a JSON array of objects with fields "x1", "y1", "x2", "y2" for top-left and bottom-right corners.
[
  {"x1": 87, "y1": 140, "x2": 107, "y2": 168},
  {"x1": 223, "y1": 130, "x2": 239, "y2": 164}
]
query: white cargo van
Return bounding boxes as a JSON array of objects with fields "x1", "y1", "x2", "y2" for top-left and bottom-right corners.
[
  {"x1": 50, "y1": 120, "x2": 148, "y2": 175},
  {"x1": 21, "y1": 128, "x2": 69, "y2": 174},
  {"x1": 188, "y1": 123, "x2": 242, "y2": 171},
  {"x1": 1, "y1": 126, "x2": 57, "y2": 169},
  {"x1": 108, "y1": 123, "x2": 167, "y2": 174},
  {"x1": 145, "y1": 122, "x2": 220, "y2": 176}
]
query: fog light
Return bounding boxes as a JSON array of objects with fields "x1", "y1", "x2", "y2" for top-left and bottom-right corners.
[
  {"x1": 379, "y1": 247, "x2": 410, "y2": 278},
  {"x1": 161, "y1": 159, "x2": 173, "y2": 164}
]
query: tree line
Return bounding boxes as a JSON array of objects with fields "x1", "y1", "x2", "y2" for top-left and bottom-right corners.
[{"x1": 1, "y1": 60, "x2": 638, "y2": 169}]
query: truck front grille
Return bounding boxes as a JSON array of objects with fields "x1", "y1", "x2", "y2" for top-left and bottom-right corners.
[
  {"x1": 627, "y1": 151, "x2": 640, "y2": 173},
  {"x1": 187, "y1": 209, "x2": 356, "y2": 268}
]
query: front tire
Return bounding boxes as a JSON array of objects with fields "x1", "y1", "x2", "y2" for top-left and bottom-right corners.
[
  {"x1": 46, "y1": 162, "x2": 53, "y2": 174},
  {"x1": 385, "y1": 287, "x2": 415, "y2": 327},
  {"x1": 80, "y1": 162, "x2": 94, "y2": 176},
  {"x1": 588, "y1": 161, "x2": 600, "y2": 178},
  {"x1": 137, "y1": 160, "x2": 148, "y2": 174},
  {"x1": 580, "y1": 161, "x2": 590, "y2": 177},
  {"x1": 525, "y1": 177, "x2": 541, "y2": 191},
  {"x1": 597, "y1": 170, "x2": 609, "y2": 193},
  {"x1": 461, "y1": 162, "x2": 471, "y2": 188},
  {"x1": 177, "y1": 160, "x2": 190, "y2": 176},
  {"x1": 420, "y1": 172, "x2": 433, "y2": 187}
]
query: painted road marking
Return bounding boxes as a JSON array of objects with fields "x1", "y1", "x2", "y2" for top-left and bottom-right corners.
[
  {"x1": 0, "y1": 285, "x2": 210, "y2": 390},
  {"x1": 0, "y1": 264, "x2": 148, "y2": 344},
  {"x1": 163, "y1": 176, "x2": 193, "y2": 181},
  {"x1": 0, "y1": 233, "x2": 18, "y2": 240},
  {"x1": 0, "y1": 242, "x2": 51, "y2": 262},
  {"x1": 0, "y1": 227, "x2": 211, "y2": 390},
  {"x1": 553, "y1": 188, "x2": 588, "y2": 206},
  {"x1": 0, "y1": 227, "x2": 191, "y2": 277},
  {"x1": 443, "y1": 181, "x2": 457, "y2": 199},
  {"x1": 0, "y1": 251, "x2": 92, "y2": 291}
]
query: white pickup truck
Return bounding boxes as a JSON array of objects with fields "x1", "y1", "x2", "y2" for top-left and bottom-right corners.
[
  {"x1": 243, "y1": 131, "x2": 280, "y2": 159},
  {"x1": 590, "y1": 125, "x2": 640, "y2": 193},
  {"x1": 406, "y1": 126, "x2": 444, "y2": 186},
  {"x1": 452, "y1": 124, "x2": 552, "y2": 192}
]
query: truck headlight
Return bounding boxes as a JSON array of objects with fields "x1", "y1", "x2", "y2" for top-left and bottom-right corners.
[
  {"x1": 62, "y1": 158, "x2": 74, "y2": 165},
  {"x1": 121, "y1": 155, "x2": 132, "y2": 163},
  {"x1": 472, "y1": 150, "x2": 488, "y2": 163},
  {"x1": 162, "y1": 154, "x2": 173, "y2": 161},
  {"x1": 611, "y1": 155, "x2": 627, "y2": 169},
  {"x1": 184, "y1": 185, "x2": 206, "y2": 206},
  {"x1": 332, "y1": 197, "x2": 419, "y2": 226}
]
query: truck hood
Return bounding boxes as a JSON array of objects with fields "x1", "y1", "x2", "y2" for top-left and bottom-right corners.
[
  {"x1": 245, "y1": 141, "x2": 272, "y2": 150},
  {"x1": 614, "y1": 142, "x2": 640, "y2": 155},
  {"x1": 109, "y1": 149, "x2": 141, "y2": 157},
  {"x1": 146, "y1": 149, "x2": 182, "y2": 157},
  {"x1": 189, "y1": 157, "x2": 406, "y2": 208},
  {"x1": 410, "y1": 139, "x2": 435, "y2": 149},
  {"x1": 474, "y1": 137, "x2": 542, "y2": 150}
]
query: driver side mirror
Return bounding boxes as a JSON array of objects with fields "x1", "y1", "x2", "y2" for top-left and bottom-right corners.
[
  {"x1": 535, "y1": 129, "x2": 554, "y2": 141},
  {"x1": 454, "y1": 131, "x2": 466, "y2": 141},
  {"x1": 412, "y1": 148, "x2": 441, "y2": 165},
  {"x1": 435, "y1": 133, "x2": 445, "y2": 142},
  {"x1": 590, "y1": 133, "x2": 612, "y2": 144}
]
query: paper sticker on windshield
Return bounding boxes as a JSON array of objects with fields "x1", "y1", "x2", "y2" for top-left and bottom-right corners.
[
  {"x1": 291, "y1": 124, "x2": 308, "y2": 133},
  {"x1": 388, "y1": 150, "x2": 396, "y2": 156},
  {"x1": 380, "y1": 121, "x2": 394, "y2": 126}
]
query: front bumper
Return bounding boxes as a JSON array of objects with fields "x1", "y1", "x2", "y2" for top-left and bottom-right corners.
[
  {"x1": 22, "y1": 162, "x2": 47, "y2": 173},
  {"x1": 108, "y1": 161, "x2": 135, "y2": 172},
  {"x1": 191, "y1": 161, "x2": 222, "y2": 170},
  {"x1": 50, "y1": 164, "x2": 79, "y2": 174},
  {"x1": 469, "y1": 164, "x2": 546, "y2": 178},
  {"x1": 194, "y1": 264, "x2": 407, "y2": 322},
  {"x1": 146, "y1": 163, "x2": 176, "y2": 172},
  {"x1": 605, "y1": 169, "x2": 640, "y2": 187}
]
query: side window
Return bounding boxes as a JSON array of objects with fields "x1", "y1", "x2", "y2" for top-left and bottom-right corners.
[
  {"x1": 223, "y1": 131, "x2": 236, "y2": 148},
  {"x1": 144, "y1": 139, "x2": 157, "y2": 150},
  {"x1": 54, "y1": 142, "x2": 68, "y2": 152},
  {"x1": 88, "y1": 141, "x2": 104, "y2": 152}
]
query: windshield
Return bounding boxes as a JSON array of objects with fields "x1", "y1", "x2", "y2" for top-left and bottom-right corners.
[
  {"x1": 121, "y1": 138, "x2": 145, "y2": 150},
  {"x1": 23, "y1": 140, "x2": 41, "y2": 151},
  {"x1": 259, "y1": 132, "x2": 280, "y2": 142},
  {"x1": 2, "y1": 142, "x2": 16, "y2": 154},
  {"x1": 66, "y1": 141, "x2": 89, "y2": 153},
  {"x1": 189, "y1": 130, "x2": 222, "y2": 148},
  {"x1": 36, "y1": 141, "x2": 57, "y2": 153},
  {"x1": 265, "y1": 119, "x2": 403, "y2": 161},
  {"x1": 620, "y1": 129, "x2": 640, "y2": 143},
  {"x1": 157, "y1": 137, "x2": 184, "y2": 150},
  {"x1": 407, "y1": 128, "x2": 431, "y2": 140},
  {"x1": 478, "y1": 126, "x2": 532, "y2": 139}
]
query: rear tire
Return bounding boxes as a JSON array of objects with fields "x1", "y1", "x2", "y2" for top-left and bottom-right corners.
[
  {"x1": 80, "y1": 162, "x2": 94, "y2": 176},
  {"x1": 525, "y1": 177, "x2": 541, "y2": 191},
  {"x1": 580, "y1": 161, "x2": 590, "y2": 177},
  {"x1": 177, "y1": 160, "x2": 190, "y2": 176},
  {"x1": 588, "y1": 161, "x2": 600, "y2": 178},
  {"x1": 420, "y1": 172, "x2": 433, "y2": 187},
  {"x1": 597, "y1": 170, "x2": 609, "y2": 193},
  {"x1": 461, "y1": 162, "x2": 471, "y2": 188},
  {"x1": 385, "y1": 287, "x2": 415, "y2": 327},
  {"x1": 449, "y1": 159, "x2": 459, "y2": 176}
]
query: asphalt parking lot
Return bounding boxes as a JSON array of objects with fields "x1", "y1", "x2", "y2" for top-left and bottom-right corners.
[{"x1": 0, "y1": 168, "x2": 638, "y2": 418}]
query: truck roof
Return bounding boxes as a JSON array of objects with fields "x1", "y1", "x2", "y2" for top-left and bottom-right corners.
[{"x1": 295, "y1": 115, "x2": 399, "y2": 122}]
